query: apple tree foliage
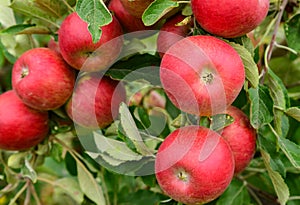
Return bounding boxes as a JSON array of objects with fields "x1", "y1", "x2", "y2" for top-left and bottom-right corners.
[{"x1": 0, "y1": 0, "x2": 300, "y2": 205}]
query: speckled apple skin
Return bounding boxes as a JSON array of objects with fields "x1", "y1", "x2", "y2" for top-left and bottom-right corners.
[
  {"x1": 191, "y1": 0, "x2": 269, "y2": 38},
  {"x1": 220, "y1": 106, "x2": 257, "y2": 174},
  {"x1": 155, "y1": 125, "x2": 234, "y2": 205},
  {"x1": 0, "y1": 90, "x2": 49, "y2": 151},
  {"x1": 160, "y1": 35, "x2": 245, "y2": 116}
]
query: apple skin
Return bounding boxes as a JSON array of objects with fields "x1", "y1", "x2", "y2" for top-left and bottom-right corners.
[
  {"x1": 160, "y1": 35, "x2": 245, "y2": 116},
  {"x1": 66, "y1": 74, "x2": 126, "y2": 129},
  {"x1": 155, "y1": 125, "x2": 234, "y2": 205},
  {"x1": 47, "y1": 37, "x2": 61, "y2": 55},
  {"x1": 0, "y1": 90, "x2": 49, "y2": 151},
  {"x1": 108, "y1": 0, "x2": 153, "y2": 33},
  {"x1": 157, "y1": 14, "x2": 193, "y2": 57},
  {"x1": 120, "y1": 0, "x2": 154, "y2": 18},
  {"x1": 12, "y1": 48, "x2": 76, "y2": 111},
  {"x1": 191, "y1": 0, "x2": 269, "y2": 38},
  {"x1": 58, "y1": 12, "x2": 123, "y2": 72},
  {"x1": 220, "y1": 106, "x2": 257, "y2": 174}
]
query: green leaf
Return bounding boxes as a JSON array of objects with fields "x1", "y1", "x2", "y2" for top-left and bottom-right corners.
[
  {"x1": 248, "y1": 85, "x2": 274, "y2": 129},
  {"x1": 171, "y1": 114, "x2": 188, "y2": 128},
  {"x1": 181, "y1": 3, "x2": 193, "y2": 16},
  {"x1": 278, "y1": 137, "x2": 300, "y2": 169},
  {"x1": 267, "y1": 69, "x2": 290, "y2": 109},
  {"x1": 119, "y1": 102, "x2": 155, "y2": 156},
  {"x1": 284, "y1": 13, "x2": 300, "y2": 52},
  {"x1": 216, "y1": 179, "x2": 250, "y2": 205},
  {"x1": 76, "y1": 0, "x2": 112, "y2": 43},
  {"x1": 0, "y1": 0, "x2": 16, "y2": 28},
  {"x1": 93, "y1": 131, "x2": 143, "y2": 162},
  {"x1": 142, "y1": 0, "x2": 179, "y2": 26},
  {"x1": 76, "y1": 155, "x2": 106, "y2": 205},
  {"x1": 0, "y1": 37, "x2": 17, "y2": 63},
  {"x1": 229, "y1": 41, "x2": 259, "y2": 88},
  {"x1": 267, "y1": 69, "x2": 290, "y2": 137},
  {"x1": 107, "y1": 54, "x2": 161, "y2": 85},
  {"x1": 34, "y1": 0, "x2": 73, "y2": 17},
  {"x1": 21, "y1": 159, "x2": 37, "y2": 183},
  {"x1": 285, "y1": 107, "x2": 300, "y2": 122},
  {"x1": 210, "y1": 114, "x2": 234, "y2": 132},
  {"x1": 260, "y1": 149, "x2": 290, "y2": 205},
  {"x1": 54, "y1": 177, "x2": 84, "y2": 204},
  {"x1": 7, "y1": 152, "x2": 27, "y2": 169},
  {"x1": 0, "y1": 24, "x2": 36, "y2": 35},
  {"x1": 10, "y1": 0, "x2": 58, "y2": 27}
]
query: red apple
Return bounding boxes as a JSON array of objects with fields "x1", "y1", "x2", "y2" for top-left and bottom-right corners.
[
  {"x1": 0, "y1": 90, "x2": 49, "y2": 151},
  {"x1": 191, "y1": 0, "x2": 269, "y2": 38},
  {"x1": 47, "y1": 37, "x2": 61, "y2": 55},
  {"x1": 220, "y1": 106, "x2": 257, "y2": 174},
  {"x1": 109, "y1": 0, "x2": 153, "y2": 33},
  {"x1": 58, "y1": 12, "x2": 123, "y2": 72},
  {"x1": 66, "y1": 74, "x2": 126, "y2": 129},
  {"x1": 155, "y1": 125, "x2": 234, "y2": 205},
  {"x1": 120, "y1": 0, "x2": 154, "y2": 18},
  {"x1": 160, "y1": 35, "x2": 245, "y2": 116},
  {"x1": 157, "y1": 14, "x2": 193, "y2": 57},
  {"x1": 12, "y1": 48, "x2": 76, "y2": 111}
]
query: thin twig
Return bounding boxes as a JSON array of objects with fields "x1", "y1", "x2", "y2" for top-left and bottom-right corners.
[
  {"x1": 267, "y1": 0, "x2": 289, "y2": 61},
  {"x1": 30, "y1": 182, "x2": 42, "y2": 205},
  {"x1": 289, "y1": 196, "x2": 300, "y2": 201},
  {"x1": 24, "y1": 181, "x2": 31, "y2": 205},
  {"x1": 8, "y1": 181, "x2": 29, "y2": 205}
]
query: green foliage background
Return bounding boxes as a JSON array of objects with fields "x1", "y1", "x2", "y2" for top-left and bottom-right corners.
[{"x1": 0, "y1": 0, "x2": 300, "y2": 205}]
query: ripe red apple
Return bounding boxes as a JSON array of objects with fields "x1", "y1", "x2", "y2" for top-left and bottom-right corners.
[
  {"x1": 191, "y1": 0, "x2": 269, "y2": 38},
  {"x1": 66, "y1": 74, "x2": 126, "y2": 129},
  {"x1": 160, "y1": 35, "x2": 245, "y2": 116},
  {"x1": 120, "y1": 0, "x2": 154, "y2": 18},
  {"x1": 220, "y1": 106, "x2": 257, "y2": 174},
  {"x1": 58, "y1": 12, "x2": 123, "y2": 72},
  {"x1": 155, "y1": 125, "x2": 234, "y2": 205},
  {"x1": 157, "y1": 14, "x2": 193, "y2": 57},
  {"x1": 47, "y1": 37, "x2": 61, "y2": 55},
  {"x1": 109, "y1": 0, "x2": 153, "y2": 33},
  {"x1": 0, "y1": 90, "x2": 49, "y2": 151},
  {"x1": 12, "y1": 48, "x2": 76, "y2": 111}
]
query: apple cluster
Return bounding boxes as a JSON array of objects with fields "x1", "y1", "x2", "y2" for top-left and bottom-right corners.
[
  {"x1": 0, "y1": 10, "x2": 127, "y2": 151},
  {"x1": 153, "y1": 0, "x2": 268, "y2": 204},
  {"x1": 0, "y1": 0, "x2": 268, "y2": 204}
]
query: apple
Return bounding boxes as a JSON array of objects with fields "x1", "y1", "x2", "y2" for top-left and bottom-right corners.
[
  {"x1": 58, "y1": 12, "x2": 123, "y2": 72},
  {"x1": 66, "y1": 74, "x2": 126, "y2": 129},
  {"x1": 0, "y1": 90, "x2": 49, "y2": 151},
  {"x1": 191, "y1": 0, "x2": 269, "y2": 38},
  {"x1": 155, "y1": 125, "x2": 234, "y2": 204},
  {"x1": 157, "y1": 14, "x2": 193, "y2": 57},
  {"x1": 12, "y1": 48, "x2": 76, "y2": 111},
  {"x1": 120, "y1": 0, "x2": 154, "y2": 18},
  {"x1": 47, "y1": 37, "x2": 61, "y2": 55},
  {"x1": 220, "y1": 106, "x2": 257, "y2": 174},
  {"x1": 160, "y1": 35, "x2": 245, "y2": 116},
  {"x1": 108, "y1": 0, "x2": 154, "y2": 33}
]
